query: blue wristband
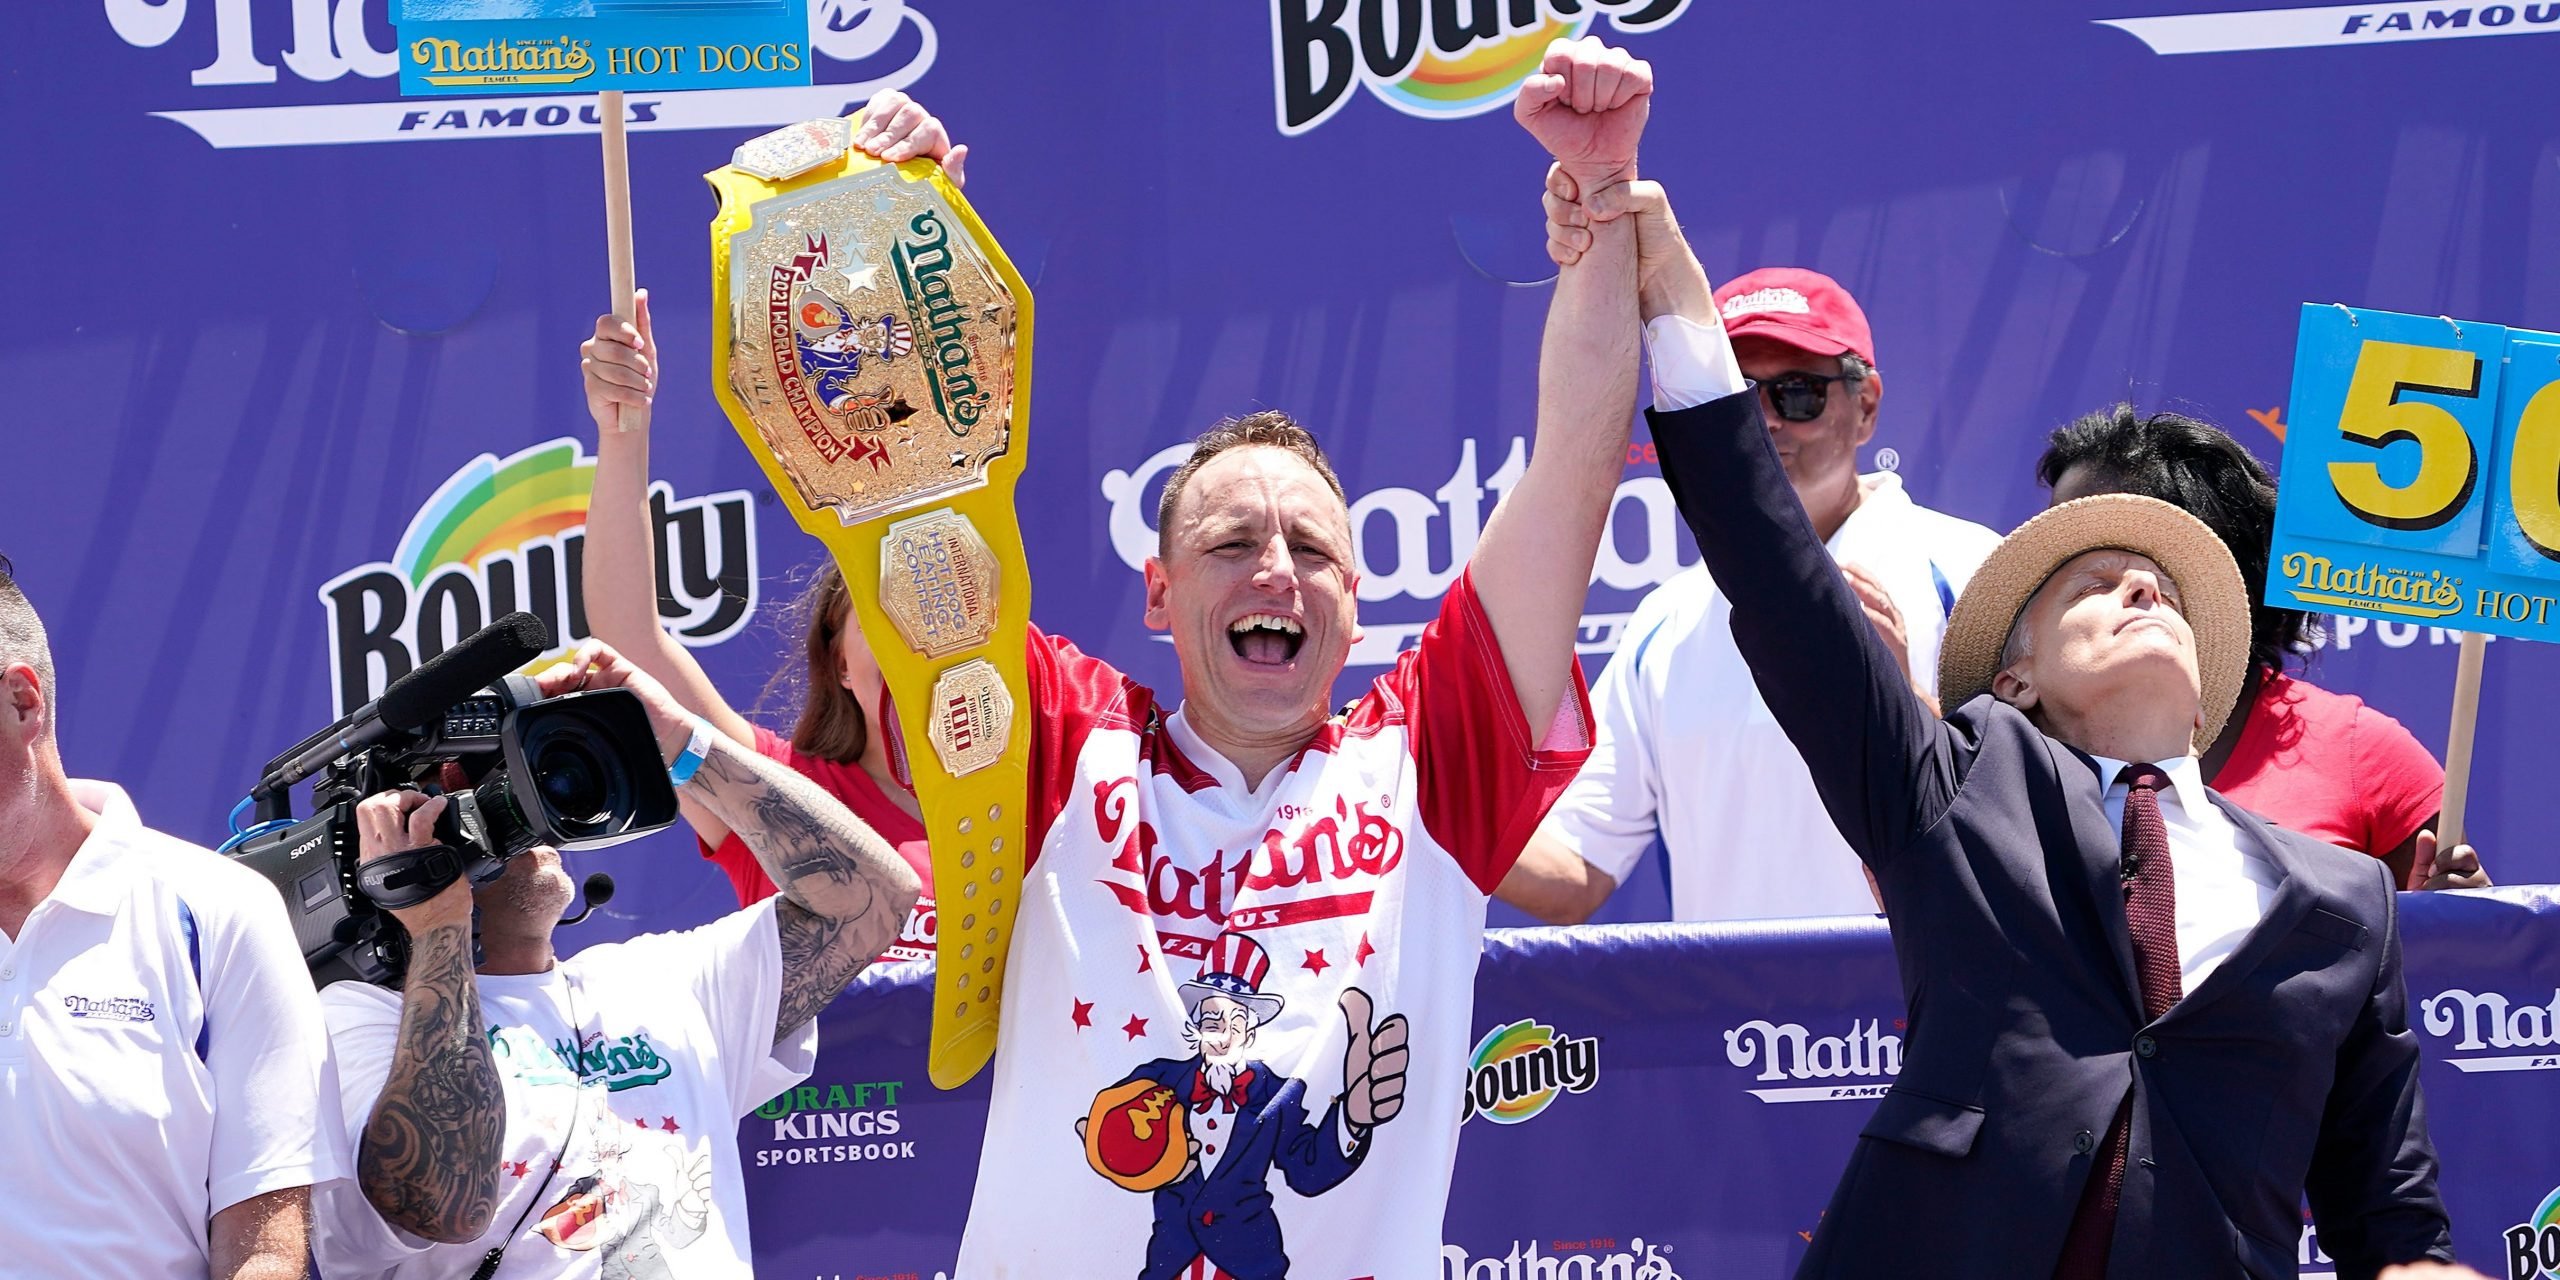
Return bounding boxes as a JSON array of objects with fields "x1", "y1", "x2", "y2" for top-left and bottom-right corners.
[{"x1": 668, "y1": 718, "x2": 713, "y2": 787}]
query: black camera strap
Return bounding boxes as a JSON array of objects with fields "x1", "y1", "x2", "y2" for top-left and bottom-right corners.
[
  {"x1": 468, "y1": 974, "x2": 586, "y2": 1280},
  {"x1": 354, "y1": 844, "x2": 468, "y2": 910}
]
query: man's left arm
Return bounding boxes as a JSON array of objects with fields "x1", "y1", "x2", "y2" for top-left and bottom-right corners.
[
  {"x1": 208, "y1": 1186, "x2": 309, "y2": 1280},
  {"x1": 681, "y1": 734, "x2": 923, "y2": 1040},
  {"x1": 2305, "y1": 870, "x2": 2454, "y2": 1276},
  {"x1": 1469, "y1": 37, "x2": 1650, "y2": 732}
]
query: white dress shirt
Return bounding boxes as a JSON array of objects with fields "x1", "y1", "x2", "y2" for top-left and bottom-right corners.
[{"x1": 2085, "y1": 753, "x2": 2281, "y2": 992}]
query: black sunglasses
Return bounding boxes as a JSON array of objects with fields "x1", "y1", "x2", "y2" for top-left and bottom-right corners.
[{"x1": 1759, "y1": 371, "x2": 1857, "y2": 423}]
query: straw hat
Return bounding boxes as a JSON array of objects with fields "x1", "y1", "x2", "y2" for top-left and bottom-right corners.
[{"x1": 1936, "y1": 494, "x2": 2251, "y2": 752}]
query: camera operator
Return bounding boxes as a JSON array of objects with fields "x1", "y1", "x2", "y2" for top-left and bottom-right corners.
[
  {"x1": 311, "y1": 639, "x2": 921, "y2": 1278},
  {"x1": 0, "y1": 556, "x2": 346, "y2": 1279}
]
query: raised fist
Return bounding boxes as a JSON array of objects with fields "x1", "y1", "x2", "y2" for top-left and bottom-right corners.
[
  {"x1": 1338, "y1": 987, "x2": 1409, "y2": 1133},
  {"x1": 1513, "y1": 37, "x2": 1652, "y2": 186}
]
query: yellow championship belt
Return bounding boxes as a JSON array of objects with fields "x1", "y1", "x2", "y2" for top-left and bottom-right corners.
[{"x1": 706, "y1": 116, "x2": 1031, "y2": 1088}]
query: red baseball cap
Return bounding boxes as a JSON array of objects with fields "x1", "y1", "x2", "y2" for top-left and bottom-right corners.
[{"x1": 1712, "y1": 267, "x2": 1876, "y2": 366}]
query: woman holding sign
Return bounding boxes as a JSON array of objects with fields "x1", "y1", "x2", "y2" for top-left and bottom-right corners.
[
  {"x1": 2039, "y1": 405, "x2": 2490, "y2": 891},
  {"x1": 577, "y1": 91, "x2": 968, "y2": 952}
]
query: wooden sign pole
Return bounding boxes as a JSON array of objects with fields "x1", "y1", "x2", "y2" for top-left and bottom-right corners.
[
  {"x1": 2439, "y1": 630, "x2": 2488, "y2": 848},
  {"x1": 600, "y1": 89, "x2": 650, "y2": 434}
]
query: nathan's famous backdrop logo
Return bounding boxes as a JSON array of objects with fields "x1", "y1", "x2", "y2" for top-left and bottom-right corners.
[
  {"x1": 2419, "y1": 986, "x2": 2560, "y2": 1073},
  {"x1": 1102, "y1": 436, "x2": 1695, "y2": 668},
  {"x1": 319, "y1": 438, "x2": 756, "y2": 717},
  {"x1": 1268, "y1": 0, "x2": 1692, "y2": 135},
  {"x1": 1460, "y1": 1018, "x2": 1599, "y2": 1125},
  {"x1": 1723, "y1": 1015, "x2": 1904, "y2": 1103}
]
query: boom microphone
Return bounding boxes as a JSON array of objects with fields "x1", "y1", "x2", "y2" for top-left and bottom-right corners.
[{"x1": 260, "y1": 613, "x2": 555, "y2": 791}]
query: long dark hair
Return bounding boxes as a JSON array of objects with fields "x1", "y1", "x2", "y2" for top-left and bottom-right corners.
[
  {"x1": 2035, "y1": 404, "x2": 2315, "y2": 673},
  {"x1": 755, "y1": 559, "x2": 869, "y2": 763}
]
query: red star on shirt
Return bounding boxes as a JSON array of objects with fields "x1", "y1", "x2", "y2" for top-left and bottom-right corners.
[
  {"x1": 1355, "y1": 933, "x2": 1376, "y2": 966},
  {"x1": 1122, "y1": 1014, "x2": 1149, "y2": 1041},
  {"x1": 660, "y1": 1117, "x2": 680, "y2": 1133},
  {"x1": 633, "y1": 1116, "x2": 649, "y2": 1128},
  {"x1": 505, "y1": 1160, "x2": 531, "y2": 1179},
  {"x1": 1072, "y1": 998, "x2": 1095, "y2": 1030},
  {"x1": 1136, "y1": 945, "x2": 1152, "y2": 973},
  {"x1": 1301, "y1": 948, "x2": 1330, "y2": 975}
]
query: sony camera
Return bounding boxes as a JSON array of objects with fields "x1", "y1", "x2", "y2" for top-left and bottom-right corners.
[{"x1": 227, "y1": 614, "x2": 677, "y2": 986}]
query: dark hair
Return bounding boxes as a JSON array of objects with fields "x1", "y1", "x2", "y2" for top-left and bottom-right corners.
[
  {"x1": 1155, "y1": 411, "x2": 1348, "y2": 558},
  {"x1": 0, "y1": 552, "x2": 54, "y2": 722},
  {"x1": 2035, "y1": 404, "x2": 2313, "y2": 672},
  {"x1": 753, "y1": 559, "x2": 869, "y2": 764}
]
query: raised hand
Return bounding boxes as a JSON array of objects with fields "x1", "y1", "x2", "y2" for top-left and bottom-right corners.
[
  {"x1": 1513, "y1": 36, "x2": 1652, "y2": 187},
  {"x1": 580, "y1": 288, "x2": 656, "y2": 435},
  {"x1": 853, "y1": 88, "x2": 968, "y2": 189},
  {"x1": 2412, "y1": 828, "x2": 2491, "y2": 890},
  {"x1": 1542, "y1": 166, "x2": 1712, "y2": 321},
  {"x1": 532, "y1": 639, "x2": 695, "y2": 765},
  {"x1": 1338, "y1": 987, "x2": 1409, "y2": 1133}
]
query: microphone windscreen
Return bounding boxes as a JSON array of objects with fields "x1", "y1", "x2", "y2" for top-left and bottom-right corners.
[
  {"x1": 581, "y1": 873, "x2": 617, "y2": 907},
  {"x1": 378, "y1": 612, "x2": 554, "y2": 731}
]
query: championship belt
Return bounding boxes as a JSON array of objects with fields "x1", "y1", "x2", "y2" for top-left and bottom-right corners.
[{"x1": 707, "y1": 116, "x2": 1031, "y2": 1088}]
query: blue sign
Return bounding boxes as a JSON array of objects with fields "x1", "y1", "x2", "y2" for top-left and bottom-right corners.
[
  {"x1": 2270, "y1": 304, "x2": 2560, "y2": 640},
  {"x1": 391, "y1": 0, "x2": 810, "y2": 98}
]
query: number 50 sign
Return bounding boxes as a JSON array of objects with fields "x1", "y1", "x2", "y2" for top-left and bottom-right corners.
[{"x1": 2269, "y1": 304, "x2": 2560, "y2": 638}]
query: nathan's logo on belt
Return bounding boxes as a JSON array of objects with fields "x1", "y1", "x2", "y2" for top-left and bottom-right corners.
[
  {"x1": 62, "y1": 995, "x2": 156, "y2": 1023},
  {"x1": 2419, "y1": 987, "x2": 2560, "y2": 1072},
  {"x1": 1460, "y1": 1018, "x2": 1599, "y2": 1124},
  {"x1": 1722, "y1": 1016, "x2": 1904, "y2": 1103},
  {"x1": 889, "y1": 209, "x2": 992, "y2": 431},
  {"x1": 2278, "y1": 553, "x2": 2466, "y2": 620}
]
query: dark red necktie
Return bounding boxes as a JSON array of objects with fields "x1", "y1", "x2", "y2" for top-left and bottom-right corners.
[{"x1": 2052, "y1": 764, "x2": 2183, "y2": 1280}]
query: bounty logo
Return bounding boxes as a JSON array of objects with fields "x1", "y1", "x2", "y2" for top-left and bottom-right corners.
[
  {"x1": 1723, "y1": 1016, "x2": 1903, "y2": 1103},
  {"x1": 2502, "y1": 1186, "x2": 2560, "y2": 1279},
  {"x1": 319, "y1": 437, "x2": 757, "y2": 717},
  {"x1": 2419, "y1": 987, "x2": 2560, "y2": 1073},
  {"x1": 1460, "y1": 1018, "x2": 1599, "y2": 1124},
  {"x1": 1269, "y1": 0, "x2": 1692, "y2": 136}
]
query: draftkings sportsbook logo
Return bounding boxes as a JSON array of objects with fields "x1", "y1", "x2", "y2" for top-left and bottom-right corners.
[
  {"x1": 2419, "y1": 987, "x2": 2560, "y2": 1073},
  {"x1": 1460, "y1": 1019, "x2": 1600, "y2": 1124},
  {"x1": 1723, "y1": 1015, "x2": 1904, "y2": 1103},
  {"x1": 1269, "y1": 0, "x2": 1690, "y2": 135},
  {"x1": 319, "y1": 437, "x2": 757, "y2": 717},
  {"x1": 752, "y1": 1079, "x2": 916, "y2": 1168}
]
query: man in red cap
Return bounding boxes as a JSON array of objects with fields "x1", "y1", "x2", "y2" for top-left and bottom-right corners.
[{"x1": 1499, "y1": 257, "x2": 2003, "y2": 924}]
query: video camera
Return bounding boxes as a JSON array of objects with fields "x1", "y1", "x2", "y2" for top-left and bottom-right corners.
[{"x1": 227, "y1": 613, "x2": 677, "y2": 987}]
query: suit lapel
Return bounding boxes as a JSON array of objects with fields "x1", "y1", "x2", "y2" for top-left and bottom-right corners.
[
  {"x1": 2161, "y1": 795, "x2": 2314, "y2": 1023},
  {"x1": 2052, "y1": 739, "x2": 2145, "y2": 1019}
]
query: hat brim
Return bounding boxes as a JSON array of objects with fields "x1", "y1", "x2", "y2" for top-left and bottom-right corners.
[
  {"x1": 1936, "y1": 494, "x2": 2250, "y2": 753},
  {"x1": 1180, "y1": 982, "x2": 1284, "y2": 1026}
]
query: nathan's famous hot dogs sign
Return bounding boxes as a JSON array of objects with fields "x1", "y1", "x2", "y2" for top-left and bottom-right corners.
[
  {"x1": 708, "y1": 117, "x2": 1032, "y2": 1089},
  {"x1": 2269, "y1": 304, "x2": 2560, "y2": 638}
]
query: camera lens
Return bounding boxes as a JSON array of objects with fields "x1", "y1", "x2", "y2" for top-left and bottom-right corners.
[{"x1": 533, "y1": 736, "x2": 612, "y2": 824}]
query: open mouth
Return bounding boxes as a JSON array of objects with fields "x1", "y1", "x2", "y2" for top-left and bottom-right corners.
[{"x1": 1227, "y1": 613, "x2": 1305, "y2": 666}]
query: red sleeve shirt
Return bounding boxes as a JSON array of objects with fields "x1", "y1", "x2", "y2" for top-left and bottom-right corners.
[{"x1": 2209, "y1": 668, "x2": 2444, "y2": 858}]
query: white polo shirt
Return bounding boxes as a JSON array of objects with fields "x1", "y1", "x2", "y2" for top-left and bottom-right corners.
[
  {"x1": 0, "y1": 780, "x2": 349, "y2": 1278},
  {"x1": 1541, "y1": 314, "x2": 2002, "y2": 920}
]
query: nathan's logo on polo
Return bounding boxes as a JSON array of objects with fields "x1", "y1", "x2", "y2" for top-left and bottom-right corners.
[
  {"x1": 2278, "y1": 553, "x2": 2465, "y2": 621},
  {"x1": 2420, "y1": 987, "x2": 2560, "y2": 1072},
  {"x1": 1460, "y1": 1019, "x2": 1599, "y2": 1124},
  {"x1": 1439, "y1": 1236, "x2": 1683, "y2": 1278},
  {"x1": 319, "y1": 437, "x2": 757, "y2": 717},
  {"x1": 1721, "y1": 287, "x2": 1811, "y2": 320},
  {"x1": 1100, "y1": 435, "x2": 1697, "y2": 668},
  {"x1": 1723, "y1": 1017, "x2": 1904, "y2": 1103},
  {"x1": 62, "y1": 995, "x2": 156, "y2": 1023},
  {"x1": 752, "y1": 1079, "x2": 917, "y2": 1167},
  {"x1": 1269, "y1": 0, "x2": 1691, "y2": 135},
  {"x1": 2501, "y1": 1187, "x2": 2560, "y2": 1279}
]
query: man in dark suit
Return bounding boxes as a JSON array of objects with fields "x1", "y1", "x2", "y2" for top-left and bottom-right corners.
[{"x1": 1541, "y1": 170, "x2": 2455, "y2": 1277}]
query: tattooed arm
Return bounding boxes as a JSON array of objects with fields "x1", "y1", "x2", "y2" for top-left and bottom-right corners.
[
  {"x1": 348, "y1": 791, "x2": 505, "y2": 1244},
  {"x1": 681, "y1": 735, "x2": 923, "y2": 1039},
  {"x1": 534, "y1": 640, "x2": 923, "y2": 1045}
]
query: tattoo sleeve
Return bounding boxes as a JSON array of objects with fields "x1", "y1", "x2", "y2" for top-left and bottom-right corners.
[
  {"x1": 682, "y1": 737, "x2": 924, "y2": 1041},
  {"x1": 357, "y1": 920, "x2": 504, "y2": 1244}
]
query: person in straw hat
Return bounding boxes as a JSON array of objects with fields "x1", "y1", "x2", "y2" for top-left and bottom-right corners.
[{"x1": 1543, "y1": 168, "x2": 2454, "y2": 1276}]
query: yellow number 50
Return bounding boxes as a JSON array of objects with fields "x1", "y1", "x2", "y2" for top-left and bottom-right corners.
[{"x1": 2328, "y1": 339, "x2": 2481, "y2": 531}]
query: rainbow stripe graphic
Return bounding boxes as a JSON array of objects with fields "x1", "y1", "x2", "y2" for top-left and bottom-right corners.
[
  {"x1": 2529, "y1": 1186, "x2": 2560, "y2": 1237},
  {"x1": 1371, "y1": 16, "x2": 1594, "y2": 120},
  {"x1": 392, "y1": 438, "x2": 597, "y2": 587},
  {"x1": 1470, "y1": 1019, "x2": 1563, "y2": 1124}
]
